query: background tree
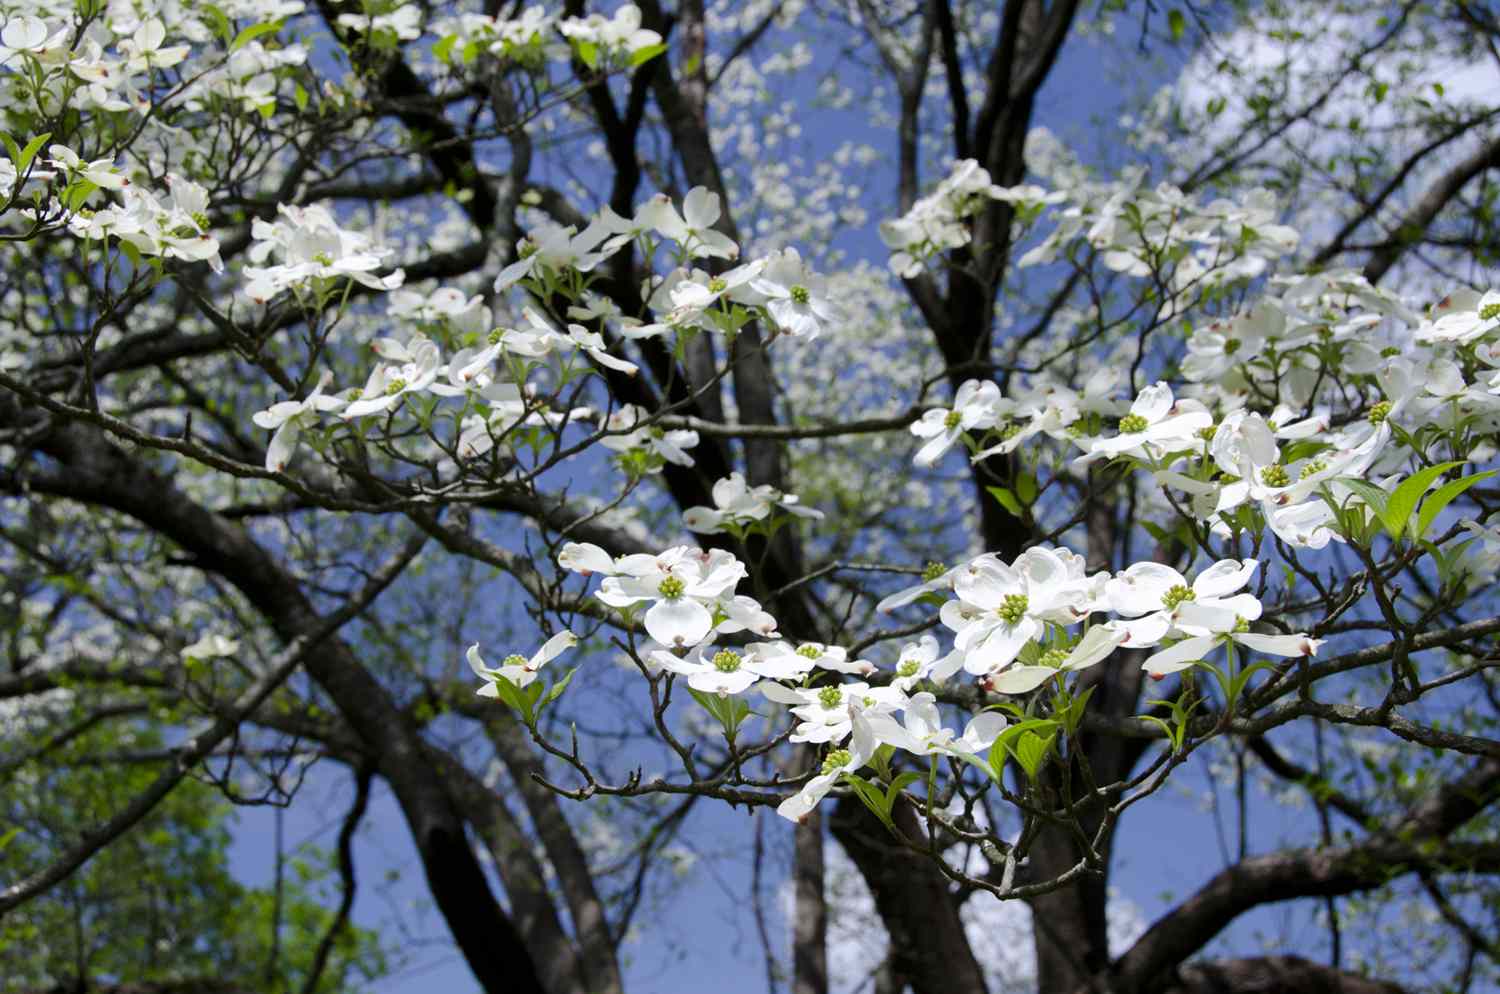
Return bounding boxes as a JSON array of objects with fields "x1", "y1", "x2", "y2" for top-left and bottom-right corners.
[{"x1": 1, "y1": 1, "x2": 1499, "y2": 993}]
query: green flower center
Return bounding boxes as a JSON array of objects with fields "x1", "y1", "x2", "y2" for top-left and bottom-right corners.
[
  {"x1": 487, "y1": 328, "x2": 505, "y2": 345},
  {"x1": 1196, "y1": 426, "x2": 1217, "y2": 442},
  {"x1": 708, "y1": 277, "x2": 727, "y2": 293},
  {"x1": 1300, "y1": 459, "x2": 1327, "y2": 480},
  {"x1": 502, "y1": 653, "x2": 527, "y2": 668},
  {"x1": 921, "y1": 561, "x2": 948, "y2": 582},
  {"x1": 897, "y1": 660, "x2": 920, "y2": 678},
  {"x1": 818, "y1": 686, "x2": 843, "y2": 709},
  {"x1": 821, "y1": 748, "x2": 852, "y2": 775},
  {"x1": 998, "y1": 593, "x2": 1029, "y2": 626},
  {"x1": 796, "y1": 644, "x2": 823, "y2": 659},
  {"x1": 943, "y1": 409, "x2": 964, "y2": 430},
  {"x1": 789, "y1": 285, "x2": 810, "y2": 305},
  {"x1": 1368, "y1": 400, "x2": 1392, "y2": 425},
  {"x1": 384, "y1": 377, "x2": 408, "y2": 396},
  {"x1": 997, "y1": 420, "x2": 1021, "y2": 441},
  {"x1": 519, "y1": 241, "x2": 539, "y2": 259},
  {"x1": 1480, "y1": 302, "x2": 1500, "y2": 322},
  {"x1": 1222, "y1": 337, "x2": 1241, "y2": 355},
  {"x1": 1260, "y1": 464, "x2": 1290, "y2": 488},
  {"x1": 1039, "y1": 647, "x2": 1070, "y2": 669},
  {"x1": 1233, "y1": 616, "x2": 1250, "y2": 633},
  {"x1": 1118, "y1": 413, "x2": 1149, "y2": 434},
  {"x1": 1379, "y1": 346, "x2": 1401, "y2": 358},
  {"x1": 1162, "y1": 585, "x2": 1196, "y2": 610},
  {"x1": 314, "y1": 252, "x2": 334, "y2": 266},
  {"x1": 347, "y1": 388, "x2": 363, "y2": 400},
  {"x1": 657, "y1": 576, "x2": 686, "y2": 600},
  {"x1": 712, "y1": 649, "x2": 742, "y2": 673}
]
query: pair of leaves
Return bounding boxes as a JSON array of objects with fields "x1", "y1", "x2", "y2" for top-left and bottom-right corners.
[
  {"x1": 963, "y1": 717, "x2": 1059, "y2": 783},
  {"x1": 687, "y1": 687, "x2": 755, "y2": 739},
  {"x1": 486, "y1": 668, "x2": 577, "y2": 727},
  {"x1": 843, "y1": 771, "x2": 922, "y2": 836},
  {"x1": 1334, "y1": 463, "x2": 1496, "y2": 544},
  {"x1": 0, "y1": 132, "x2": 50, "y2": 181}
]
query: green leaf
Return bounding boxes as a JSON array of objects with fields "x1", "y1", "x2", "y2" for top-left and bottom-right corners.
[
  {"x1": 542, "y1": 666, "x2": 577, "y2": 709},
  {"x1": 203, "y1": 3, "x2": 234, "y2": 45},
  {"x1": 1167, "y1": 9, "x2": 1186, "y2": 40},
  {"x1": 1330, "y1": 476, "x2": 1391, "y2": 533},
  {"x1": 433, "y1": 32, "x2": 458, "y2": 63},
  {"x1": 292, "y1": 82, "x2": 308, "y2": 112},
  {"x1": 1011, "y1": 730, "x2": 1056, "y2": 779},
  {"x1": 231, "y1": 20, "x2": 282, "y2": 51},
  {"x1": 1414, "y1": 469, "x2": 1495, "y2": 541},
  {"x1": 0, "y1": 826, "x2": 18, "y2": 851},
  {"x1": 986, "y1": 486, "x2": 1023, "y2": 517},
  {"x1": 5, "y1": 132, "x2": 51, "y2": 176},
  {"x1": 1384, "y1": 461, "x2": 1462, "y2": 541},
  {"x1": 629, "y1": 42, "x2": 668, "y2": 67},
  {"x1": 62, "y1": 178, "x2": 98, "y2": 212},
  {"x1": 1014, "y1": 471, "x2": 1039, "y2": 505},
  {"x1": 488, "y1": 675, "x2": 534, "y2": 725},
  {"x1": 844, "y1": 773, "x2": 897, "y2": 834},
  {"x1": 687, "y1": 687, "x2": 753, "y2": 738},
  {"x1": 574, "y1": 40, "x2": 599, "y2": 69}
]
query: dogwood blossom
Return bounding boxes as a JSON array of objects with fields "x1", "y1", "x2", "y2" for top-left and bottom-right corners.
[
  {"x1": 682, "y1": 473, "x2": 823, "y2": 533},
  {"x1": 911, "y1": 379, "x2": 1002, "y2": 467},
  {"x1": 468, "y1": 631, "x2": 578, "y2": 692},
  {"x1": 252, "y1": 371, "x2": 347, "y2": 471},
  {"x1": 591, "y1": 546, "x2": 748, "y2": 647}
]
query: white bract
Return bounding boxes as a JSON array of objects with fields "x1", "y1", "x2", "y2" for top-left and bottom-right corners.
[{"x1": 469, "y1": 631, "x2": 578, "y2": 692}]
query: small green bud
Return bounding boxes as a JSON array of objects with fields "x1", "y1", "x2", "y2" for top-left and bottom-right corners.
[
  {"x1": 897, "y1": 660, "x2": 920, "y2": 678},
  {"x1": 922, "y1": 561, "x2": 948, "y2": 582},
  {"x1": 998, "y1": 593, "x2": 1029, "y2": 626},
  {"x1": 712, "y1": 649, "x2": 742, "y2": 673},
  {"x1": 1480, "y1": 302, "x2": 1500, "y2": 322},
  {"x1": 1222, "y1": 337, "x2": 1242, "y2": 355},
  {"x1": 818, "y1": 686, "x2": 843, "y2": 709},
  {"x1": 943, "y1": 409, "x2": 963, "y2": 430},
  {"x1": 384, "y1": 377, "x2": 408, "y2": 396},
  {"x1": 487, "y1": 328, "x2": 505, "y2": 346},
  {"x1": 657, "y1": 576, "x2": 686, "y2": 600},
  {"x1": 821, "y1": 748, "x2": 852, "y2": 774},
  {"x1": 708, "y1": 276, "x2": 727, "y2": 293},
  {"x1": 1118, "y1": 413, "x2": 1149, "y2": 434},
  {"x1": 1196, "y1": 426, "x2": 1217, "y2": 442},
  {"x1": 1368, "y1": 400, "x2": 1392, "y2": 425},
  {"x1": 789, "y1": 285, "x2": 810, "y2": 305},
  {"x1": 796, "y1": 644, "x2": 823, "y2": 659},
  {"x1": 1260, "y1": 464, "x2": 1290, "y2": 488},
  {"x1": 1039, "y1": 647, "x2": 1070, "y2": 669},
  {"x1": 502, "y1": 653, "x2": 528, "y2": 668},
  {"x1": 1299, "y1": 459, "x2": 1327, "y2": 480},
  {"x1": 1162, "y1": 584, "x2": 1196, "y2": 609},
  {"x1": 1233, "y1": 616, "x2": 1250, "y2": 633}
]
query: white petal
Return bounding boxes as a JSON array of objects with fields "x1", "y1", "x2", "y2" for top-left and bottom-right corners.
[
  {"x1": 644, "y1": 598, "x2": 712, "y2": 647},
  {"x1": 1142, "y1": 636, "x2": 1216, "y2": 676}
]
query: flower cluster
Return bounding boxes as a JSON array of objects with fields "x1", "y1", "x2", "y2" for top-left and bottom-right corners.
[
  {"x1": 880, "y1": 159, "x2": 1064, "y2": 277},
  {"x1": 682, "y1": 473, "x2": 824, "y2": 534}
]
